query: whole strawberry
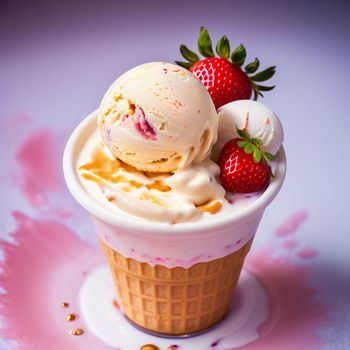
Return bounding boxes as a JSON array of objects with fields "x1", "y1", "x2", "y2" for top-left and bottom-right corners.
[
  {"x1": 176, "y1": 27, "x2": 276, "y2": 109},
  {"x1": 218, "y1": 127, "x2": 273, "y2": 193}
]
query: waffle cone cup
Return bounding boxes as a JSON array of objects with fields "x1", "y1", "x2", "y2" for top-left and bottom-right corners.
[{"x1": 100, "y1": 237, "x2": 253, "y2": 336}]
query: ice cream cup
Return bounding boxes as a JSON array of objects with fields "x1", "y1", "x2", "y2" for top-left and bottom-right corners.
[{"x1": 63, "y1": 110, "x2": 286, "y2": 336}]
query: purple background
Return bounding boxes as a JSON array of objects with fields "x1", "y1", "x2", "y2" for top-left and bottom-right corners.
[{"x1": 1, "y1": 0, "x2": 350, "y2": 348}]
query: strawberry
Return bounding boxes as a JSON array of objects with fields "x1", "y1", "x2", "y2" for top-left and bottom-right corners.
[
  {"x1": 190, "y1": 58, "x2": 252, "y2": 109},
  {"x1": 176, "y1": 27, "x2": 276, "y2": 109},
  {"x1": 218, "y1": 127, "x2": 273, "y2": 193}
]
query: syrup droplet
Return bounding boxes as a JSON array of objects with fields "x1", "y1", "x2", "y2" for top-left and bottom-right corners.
[
  {"x1": 60, "y1": 302, "x2": 69, "y2": 308},
  {"x1": 65, "y1": 314, "x2": 76, "y2": 321},
  {"x1": 140, "y1": 345, "x2": 160, "y2": 350},
  {"x1": 167, "y1": 346, "x2": 179, "y2": 350},
  {"x1": 211, "y1": 339, "x2": 221, "y2": 347},
  {"x1": 197, "y1": 199, "x2": 222, "y2": 214},
  {"x1": 70, "y1": 328, "x2": 84, "y2": 336}
]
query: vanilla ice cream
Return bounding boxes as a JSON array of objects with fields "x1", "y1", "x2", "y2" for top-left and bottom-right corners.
[
  {"x1": 77, "y1": 62, "x2": 225, "y2": 223},
  {"x1": 98, "y1": 62, "x2": 218, "y2": 172},
  {"x1": 213, "y1": 100, "x2": 284, "y2": 158}
]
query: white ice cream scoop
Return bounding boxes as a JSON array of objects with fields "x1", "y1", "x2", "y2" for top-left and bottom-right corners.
[
  {"x1": 212, "y1": 100, "x2": 284, "y2": 159},
  {"x1": 98, "y1": 62, "x2": 218, "y2": 172}
]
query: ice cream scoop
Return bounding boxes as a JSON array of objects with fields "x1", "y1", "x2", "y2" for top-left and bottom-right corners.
[
  {"x1": 98, "y1": 62, "x2": 218, "y2": 172},
  {"x1": 213, "y1": 100, "x2": 284, "y2": 158}
]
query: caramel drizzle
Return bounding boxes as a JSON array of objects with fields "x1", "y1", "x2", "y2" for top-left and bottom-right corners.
[
  {"x1": 80, "y1": 145, "x2": 222, "y2": 214},
  {"x1": 79, "y1": 146, "x2": 171, "y2": 193},
  {"x1": 197, "y1": 199, "x2": 222, "y2": 214}
]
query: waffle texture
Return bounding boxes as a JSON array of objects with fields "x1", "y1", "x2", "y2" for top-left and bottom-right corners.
[{"x1": 100, "y1": 238, "x2": 253, "y2": 335}]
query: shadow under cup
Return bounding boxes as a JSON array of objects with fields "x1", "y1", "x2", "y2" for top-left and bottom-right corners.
[{"x1": 63, "y1": 111, "x2": 286, "y2": 337}]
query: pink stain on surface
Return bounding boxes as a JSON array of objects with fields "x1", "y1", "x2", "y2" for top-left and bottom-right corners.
[
  {"x1": 282, "y1": 239, "x2": 298, "y2": 250},
  {"x1": 275, "y1": 211, "x2": 309, "y2": 237},
  {"x1": 15, "y1": 129, "x2": 62, "y2": 206},
  {"x1": 242, "y1": 250, "x2": 329, "y2": 350},
  {"x1": 51, "y1": 207, "x2": 73, "y2": 219},
  {"x1": 9, "y1": 113, "x2": 32, "y2": 126},
  {"x1": 297, "y1": 248, "x2": 318, "y2": 259},
  {"x1": 0, "y1": 212, "x2": 107, "y2": 350}
]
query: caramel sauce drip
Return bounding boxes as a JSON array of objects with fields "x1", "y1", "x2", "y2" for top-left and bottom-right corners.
[
  {"x1": 60, "y1": 302, "x2": 69, "y2": 308},
  {"x1": 197, "y1": 200, "x2": 222, "y2": 214},
  {"x1": 70, "y1": 328, "x2": 84, "y2": 336},
  {"x1": 79, "y1": 146, "x2": 171, "y2": 193},
  {"x1": 140, "y1": 345, "x2": 160, "y2": 350},
  {"x1": 65, "y1": 314, "x2": 76, "y2": 322},
  {"x1": 80, "y1": 145, "x2": 221, "y2": 214},
  {"x1": 140, "y1": 192, "x2": 168, "y2": 207},
  {"x1": 112, "y1": 299, "x2": 119, "y2": 309},
  {"x1": 146, "y1": 180, "x2": 171, "y2": 191}
]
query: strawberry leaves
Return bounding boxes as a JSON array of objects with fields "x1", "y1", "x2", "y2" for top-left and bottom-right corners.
[
  {"x1": 175, "y1": 45, "x2": 199, "y2": 69},
  {"x1": 235, "y1": 126, "x2": 273, "y2": 164},
  {"x1": 179, "y1": 45, "x2": 199, "y2": 63},
  {"x1": 216, "y1": 35, "x2": 230, "y2": 59},
  {"x1": 237, "y1": 140, "x2": 248, "y2": 148},
  {"x1": 249, "y1": 66, "x2": 276, "y2": 100},
  {"x1": 253, "y1": 148, "x2": 262, "y2": 163},
  {"x1": 231, "y1": 44, "x2": 246, "y2": 67},
  {"x1": 245, "y1": 58, "x2": 259, "y2": 74},
  {"x1": 198, "y1": 27, "x2": 214, "y2": 58},
  {"x1": 255, "y1": 84, "x2": 275, "y2": 92},
  {"x1": 174, "y1": 61, "x2": 192, "y2": 69},
  {"x1": 251, "y1": 137, "x2": 262, "y2": 146},
  {"x1": 250, "y1": 66, "x2": 276, "y2": 82},
  {"x1": 264, "y1": 152, "x2": 274, "y2": 161},
  {"x1": 236, "y1": 127, "x2": 250, "y2": 140}
]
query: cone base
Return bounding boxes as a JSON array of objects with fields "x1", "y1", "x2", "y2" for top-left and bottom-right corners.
[
  {"x1": 100, "y1": 238, "x2": 253, "y2": 335},
  {"x1": 123, "y1": 310, "x2": 228, "y2": 338},
  {"x1": 79, "y1": 264, "x2": 270, "y2": 348}
]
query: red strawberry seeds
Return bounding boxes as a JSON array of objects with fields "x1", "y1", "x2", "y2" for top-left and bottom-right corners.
[{"x1": 190, "y1": 57, "x2": 252, "y2": 109}]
